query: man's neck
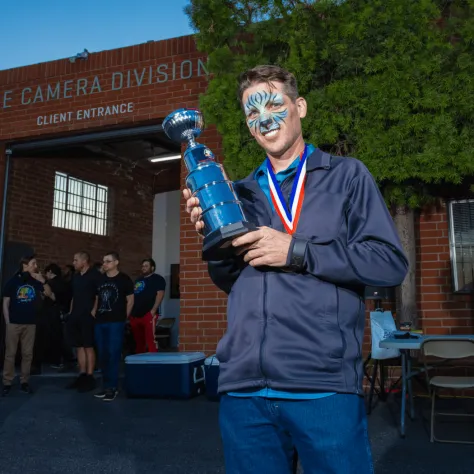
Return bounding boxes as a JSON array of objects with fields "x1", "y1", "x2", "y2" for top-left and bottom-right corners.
[
  {"x1": 267, "y1": 136, "x2": 305, "y2": 173},
  {"x1": 80, "y1": 265, "x2": 90, "y2": 275},
  {"x1": 144, "y1": 273, "x2": 154, "y2": 278},
  {"x1": 107, "y1": 269, "x2": 119, "y2": 278}
]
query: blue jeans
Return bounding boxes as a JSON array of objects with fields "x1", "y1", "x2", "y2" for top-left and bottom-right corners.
[
  {"x1": 94, "y1": 322, "x2": 125, "y2": 390},
  {"x1": 219, "y1": 394, "x2": 374, "y2": 474}
]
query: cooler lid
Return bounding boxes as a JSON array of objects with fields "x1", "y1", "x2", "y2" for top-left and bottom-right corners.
[
  {"x1": 125, "y1": 352, "x2": 206, "y2": 365},
  {"x1": 205, "y1": 354, "x2": 220, "y2": 366}
]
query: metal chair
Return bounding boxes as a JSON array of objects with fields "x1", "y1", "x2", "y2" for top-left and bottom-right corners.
[
  {"x1": 421, "y1": 337, "x2": 474, "y2": 444},
  {"x1": 154, "y1": 317, "x2": 175, "y2": 350}
]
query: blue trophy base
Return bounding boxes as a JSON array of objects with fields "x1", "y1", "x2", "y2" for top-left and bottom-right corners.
[{"x1": 202, "y1": 221, "x2": 257, "y2": 261}]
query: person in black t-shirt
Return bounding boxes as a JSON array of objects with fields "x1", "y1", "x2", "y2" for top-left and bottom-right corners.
[
  {"x1": 65, "y1": 251, "x2": 101, "y2": 393},
  {"x1": 130, "y1": 258, "x2": 166, "y2": 354},
  {"x1": 42, "y1": 263, "x2": 75, "y2": 369},
  {"x1": 2, "y1": 255, "x2": 46, "y2": 396},
  {"x1": 94, "y1": 251, "x2": 134, "y2": 402}
]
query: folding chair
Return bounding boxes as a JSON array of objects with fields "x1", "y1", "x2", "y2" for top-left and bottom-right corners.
[
  {"x1": 154, "y1": 317, "x2": 175, "y2": 350},
  {"x1": 421, "y1": 337, "x2": 474, "y2": 444},
  {"x1": 366, "y1": 309, "x2": 399, "y2": 414}
]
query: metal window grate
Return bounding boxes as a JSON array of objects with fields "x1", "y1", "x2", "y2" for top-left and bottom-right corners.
[
  {"x1": 448, "y1": 199, "x2": 474, "y2": 293},
  {"x1": 52, "y1": 172, "x2": 108, "y2": 236}
]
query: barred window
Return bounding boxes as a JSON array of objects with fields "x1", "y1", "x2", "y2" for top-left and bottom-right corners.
[
  {"x1": 448, "y1": 199, "x2": 474, "y2": 293},
  {"x1": 52, "y1": 172, "x2": 108, "y2": 236}
]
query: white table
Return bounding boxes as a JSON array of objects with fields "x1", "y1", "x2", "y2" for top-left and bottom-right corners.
[{"x1": 379, "y1": 334, "x2": 474, "y2": 437}]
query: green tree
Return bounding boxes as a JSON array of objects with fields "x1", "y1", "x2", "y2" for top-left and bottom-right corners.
[{"x1": 185, "y1": 0, "x2": 474, "y2": 326}]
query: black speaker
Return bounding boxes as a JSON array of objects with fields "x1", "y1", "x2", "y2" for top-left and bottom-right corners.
[{"x1": 364, "y1": 286, "x2": 396, "y2": 300}]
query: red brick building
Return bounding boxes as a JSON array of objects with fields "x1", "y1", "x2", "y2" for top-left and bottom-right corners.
[{"x1": 0, "y1": 35, "x2": 472, "y2": 356}]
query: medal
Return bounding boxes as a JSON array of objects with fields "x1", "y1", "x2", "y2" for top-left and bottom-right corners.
[{"x1": 267, "y1": 145, "x2": 308, "y2": 235}]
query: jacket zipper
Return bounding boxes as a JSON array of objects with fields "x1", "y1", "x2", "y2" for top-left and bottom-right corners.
[
  {"x1": 259, "y1": 272, "x2": 268, "y2": 383},
  {"x1": 259, "y1": 175, "x2": 293, "y2": 384},
  {"x1": 353, "y1": 299, "x2": 363, "y2": 394}
]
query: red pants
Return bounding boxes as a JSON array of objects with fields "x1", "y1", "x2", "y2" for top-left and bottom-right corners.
[{"x1": 130, "y1": 312, "x2": 157, "y2": 354}]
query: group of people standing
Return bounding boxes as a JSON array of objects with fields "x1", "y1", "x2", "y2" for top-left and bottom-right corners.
[{"x1": 2, "y1": 251, "x2": 166, "y2": 402}]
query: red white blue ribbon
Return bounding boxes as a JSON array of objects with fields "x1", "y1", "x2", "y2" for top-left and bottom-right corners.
[{"x1": 267, "y1": 145, "x2": 308, "y2": 235}]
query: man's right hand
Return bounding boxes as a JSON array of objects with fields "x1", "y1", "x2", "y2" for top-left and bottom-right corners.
[{"x1": 183, "y1": 188, "x2": 204, "y2": 234}]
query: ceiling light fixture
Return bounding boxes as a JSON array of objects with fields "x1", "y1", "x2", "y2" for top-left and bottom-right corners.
[{"x1": 148, "y1": 154, "x2": 182, "y2": 163}]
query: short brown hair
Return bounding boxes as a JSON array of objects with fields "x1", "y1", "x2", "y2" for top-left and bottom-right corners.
[
  {"x1": 104, "y1": 251, "x2": 120, "y2": 262},
  {"x1": 19, "y1": 254, "x2": 36, "y2": 272},
  {"x1": 238, "y1": 65, "x2": 299, "y2": 107},
  {"x1": 74, "y1": 251, "x2": 90, "y2": 263}
]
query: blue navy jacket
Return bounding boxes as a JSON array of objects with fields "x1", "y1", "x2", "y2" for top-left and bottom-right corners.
[{"x1": 208, "y1": 149, "x2": 409, "y2": 395}]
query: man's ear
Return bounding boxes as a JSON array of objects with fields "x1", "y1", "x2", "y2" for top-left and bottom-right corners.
[{"x1": 296, "y1": 97, "x2": 307, "y2": 119}]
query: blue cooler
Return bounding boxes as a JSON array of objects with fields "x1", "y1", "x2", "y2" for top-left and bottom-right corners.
[
  {"x1": 204, "y1": 354, "x2": 220, "y2": 401},
  {"x1": 124, "y1": 352, "x2": 206, "y2": 399}
]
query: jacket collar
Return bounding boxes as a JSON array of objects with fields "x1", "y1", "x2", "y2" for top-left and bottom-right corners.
[
  {"x1": 238, "y1": 147, "x2": 332, "y2": 185},
  {"x1": 306, "y1": 147, "x2": 332, "y2": 171}
]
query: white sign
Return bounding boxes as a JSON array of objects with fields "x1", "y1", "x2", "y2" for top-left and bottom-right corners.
[
  {"x1": 36, "y1": 102, "x2": 134, "y2": 126},
  {"x1": 1, "y1": 58, "x2": 208, "y2": 110}
]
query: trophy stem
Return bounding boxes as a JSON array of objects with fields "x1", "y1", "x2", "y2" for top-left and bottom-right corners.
[{"x1": 183, "y1": 130, "x2": 197, "y2": 149}]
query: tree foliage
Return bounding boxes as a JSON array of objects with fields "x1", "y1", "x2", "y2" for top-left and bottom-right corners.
[{"x1": 185, "y1": 0, "x2": 474, "y2": 207}]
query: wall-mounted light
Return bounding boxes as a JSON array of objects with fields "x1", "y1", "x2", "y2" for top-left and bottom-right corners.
[
  {"x1": 148, "y1": 154, "x2": 182, "y2": 163},
  {"x1": 69, "y1": 49, "x2": 89, "y2": 64}
]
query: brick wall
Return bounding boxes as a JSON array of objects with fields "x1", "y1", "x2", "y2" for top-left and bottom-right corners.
[
  {"x1": 418, "y1": 204, "x2": 473, "y2": 334},
  {"x1": 179, "y1": 126, "x2": 228, "y2": 353},
  {"x1": 179, "y1": 194, "x2": 473, "y2": 355},
  {"x1": 179, "y1": 175, "x2": 472, "y2": 354},
  {"x1": 362, "y1": 204, "x2": 474, "y2": 357},
  {"x1": 1, "y1": 35, "x2": 472, "y2": 357},
  {"x1": 5, "y1": 156, "x2": 158, "y2": 280},
  {"x1": 0, "y1": 36, "x2": 208, "y2": 140},
  {"x1": 0, "y1": 35, "x2": 213, "y2": 349}
]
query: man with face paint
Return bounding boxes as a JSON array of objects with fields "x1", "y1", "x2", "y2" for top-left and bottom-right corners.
[{"x1": 183, "y1": 65, "x2": 408, "y2": 474}]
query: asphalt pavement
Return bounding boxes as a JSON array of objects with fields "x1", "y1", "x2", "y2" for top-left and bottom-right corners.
[{"x1": 1, "y1": 378, "x2": 474, "y2": 474}]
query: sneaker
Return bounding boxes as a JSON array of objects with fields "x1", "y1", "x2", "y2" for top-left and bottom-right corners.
[
  {"x1": 20, "y1": 383, "x2": 33, "y2": 394},
  {"x1": 66, "y1": 374, "x2": 86, "y2": 390},
  {"x1": 78, "y1": 375, "x2": 96, "y2": 393},
  {"x1": 2, "y1": 385, "x2": 11, "y2": 397},
  {"x1": 51, "y1": 363, "x2": 64, "y2": 370},
  {"x1": 94, "y1": 390, "x2": 107, "y2": 399},
  {"x1": 102, "y1": 389, "x2": 117, "y2": 402}
]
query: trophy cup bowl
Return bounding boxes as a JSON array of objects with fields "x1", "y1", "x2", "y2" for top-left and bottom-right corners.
[{"x1": 162, "y1": 108, "x2": 256, "y2": 261}]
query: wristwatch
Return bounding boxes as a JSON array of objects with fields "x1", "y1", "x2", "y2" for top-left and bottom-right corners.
[{"x1": 287, "y1": 237, "x2": 307, "y2": 272}]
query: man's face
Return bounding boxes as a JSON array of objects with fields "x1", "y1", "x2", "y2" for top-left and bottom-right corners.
[
  {"x1": 73, "y1": 254, "x2": 86, "y2": 271},
  {"x1": 103, "y1": 255, "x2": 118, "y2": 273},
  {"x1": 24, "y1": 259, "x2": 38, "y2": 274},
  {"x1": 242, "y1": 81, "x2": 307, "y2": 158},
  {"x1": 141, "y1": 261, "x2": 154, "y2": 276}
]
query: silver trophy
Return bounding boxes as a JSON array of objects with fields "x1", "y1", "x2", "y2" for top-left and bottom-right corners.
[{"x1": 162, "y1": 108, "x2": 256, "y2": 261}]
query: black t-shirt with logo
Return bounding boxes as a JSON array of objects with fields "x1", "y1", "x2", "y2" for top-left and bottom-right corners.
[
  {"x1": 3, "y1": 273, "x2": 44, "y2": 324},
  {"x1": 71, "y1": 267, "x2": 102, "y2": 317},
  {"x1": 96, "y1": 272, "x2": 134, "y2": 324},
  {"x1": 131, "y1": 273, "x2": 166, "y2": 317}
]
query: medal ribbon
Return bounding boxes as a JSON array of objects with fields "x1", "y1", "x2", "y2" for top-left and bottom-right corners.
[{"x1": 266, "y1": 145, "x2": 308, "y2": 235}]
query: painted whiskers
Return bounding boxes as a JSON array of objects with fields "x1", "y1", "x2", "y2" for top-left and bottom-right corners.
[{"x1": 244, "y1": 91, "x2": 288, "y2": 134}]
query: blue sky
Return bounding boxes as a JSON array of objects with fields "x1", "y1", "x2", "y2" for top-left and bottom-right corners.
[{"x1": 1, "y1": 0, "x2": 194, "y2": 70}]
